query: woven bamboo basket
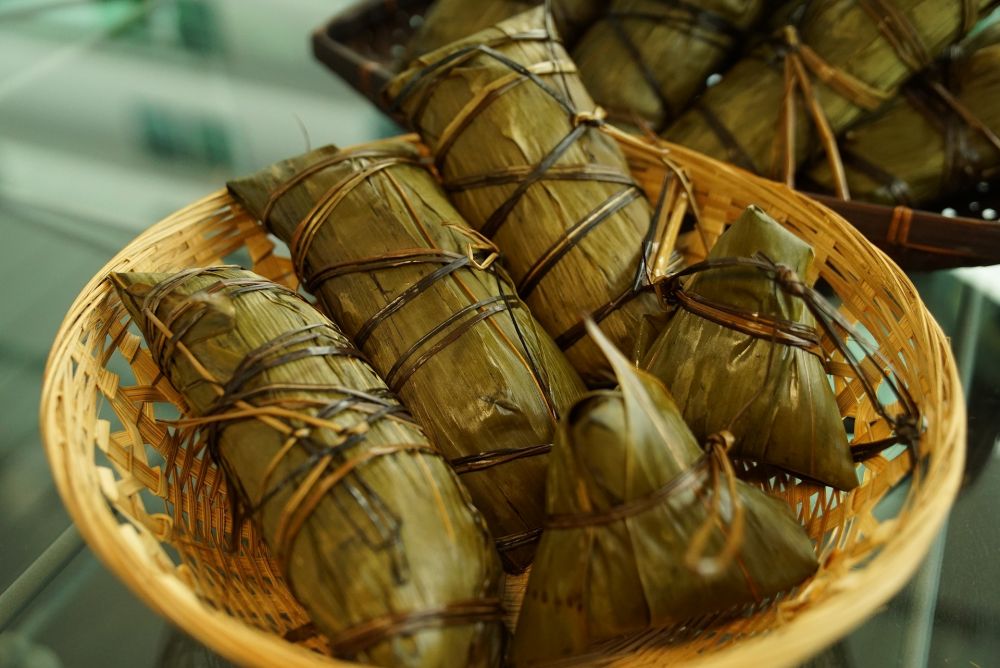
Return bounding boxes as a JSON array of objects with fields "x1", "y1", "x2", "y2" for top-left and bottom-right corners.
[{"x1": 40, "y1": 131, "x2": 964, "y2": 668}]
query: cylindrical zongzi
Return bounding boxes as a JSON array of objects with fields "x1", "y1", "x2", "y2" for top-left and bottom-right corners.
[
  {"x1": 806, "y1": 24, "x2": 1000, "y2": 206},
  {"x1": 572, "y1": 0, "x2": 768, "y2": 133},
  {"x1": 386, "y1": 7, "x2": 665, "y2": 384},
  {"x1": 663, "y1": 0, "x2": 987, "y2": 190},
  {"x1": 112, "y1": 267, "x2": 504, "y2": 667},
  {"x1": 228, "y1": 139, "x2": 586, "y2": 573},
  {"x1": 511, "y1": 323, "x2": 818, "y2": 665},
  {"x1": 643, "y1": 206, "x2": 858, "y2": 490}
]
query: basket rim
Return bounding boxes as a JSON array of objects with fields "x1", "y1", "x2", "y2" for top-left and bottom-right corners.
[{"x1": 39, "y1": 135, "x2": 966, "y2": 667}]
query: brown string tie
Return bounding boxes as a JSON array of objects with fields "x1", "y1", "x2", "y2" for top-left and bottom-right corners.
[
  {"x1": 135, "y1": 270, "x2": 507, "y2": 652},
  {"x1": 572, "y1": 107, "x2": 606, "y2": 127},
  {"x1": 257, "y1": 145, "x2": 569, "y2": 559},
  {"x1": 544, "y1": 430, "x2": 745, "y2": 575},
  {"x1": 915, "y1": 75, "x2": 1000, "y2": 191},
  {"x1": 774, "y1": 26, "x2": 860, "y2": 198},
  {"x1": 658, "y1": 260, "x2": 823, "y2": 357},
  {"x1": 260, "y1": 146, "x2": 557, "y2": 413},
  {"x1": 329, "y1": 598, "x2": 505, "y2": 657},
  {"x1": 684, "y1": 431, "x2": 746, "y2": 576},
  {"x1": 545, "y1": 451, "x2": 711, "y2": 530},
  {"x1": 858, "y1": 0, "x2": 932, "y2": 73},
  {"x1": 138, "y1": 270, "x2": 437, "y2": 579},
  {"x1": 656, "y1": 253, "x2": 923, "y2": 463}
]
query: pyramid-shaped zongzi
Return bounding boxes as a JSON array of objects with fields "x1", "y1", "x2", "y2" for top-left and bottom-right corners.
[
  {"x1": 644, "y1": 206, "x2": 858, "y2": 489},
  {"x1": 511, "y1": 324, "x2": 818, "y2": 665}
]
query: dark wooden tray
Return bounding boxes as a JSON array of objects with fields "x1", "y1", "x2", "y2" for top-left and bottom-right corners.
[{"x1": 311, "y1": 0, "x2": 1000, "y2": 270}]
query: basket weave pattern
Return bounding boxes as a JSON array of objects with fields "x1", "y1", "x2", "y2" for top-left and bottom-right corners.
[{"x1": 40, "y1": 135, "x2": 964, "y2": 667}]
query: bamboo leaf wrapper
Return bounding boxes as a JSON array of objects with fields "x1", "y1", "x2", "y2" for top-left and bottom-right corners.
[
  {"x1": 572, "y1": 0, "x2": 768, "y2": 133},
  {"x1": 643, "y1": 207, "x2": 858, "y2": 490},
  {"x1": 112, "y1": 267, "x2": 504, "y2": 667},
  {"x1": 228, "y1": 139, "x2": 586, "y2": 573},
  {"x1": 386, "y1": 7, "x2": 665, "y2": 384},
  {"x1": 806, "y1": 23, "x2": 1000, "y2": 205},
  {"x1": 510, "y1": 324, "x2": 818, "y2": 665},
  {"x1": 663, "y1": 0, "x2": 989, "y2": 189}
]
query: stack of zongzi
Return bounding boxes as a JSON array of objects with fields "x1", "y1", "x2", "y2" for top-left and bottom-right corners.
[
  {"x1": 405, "y1": 0, "x2": 603, "y2": 59},
  {"x1": 806, "y1": 23, "x2": 1000, "y2": 205},
  {"x1": 228, "y1": 139, "x2": 586, "y2": 573},
  {"x1": 572, "y1": 0, "x2": 769, "y2": 132},
  {"x1": 386, "y1": 7, "x2": 666, "y2": 383},
  {"x1": 511, "y1": 324, "x2": 819, "y2": 665},
  {"x1": 644, "y1": 206, "x2": 859, "y2": 490},
  {"x1": 663, "y1": 0, "x2": 988, "y2": 191},
  {"x1": 112, "y1": 268, "x2": 504, "y2": 667}
]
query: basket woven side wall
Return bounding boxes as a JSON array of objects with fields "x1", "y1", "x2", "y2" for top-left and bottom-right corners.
[{"x1": 39, "y1": 135, "x2": 964, "y2": 668}]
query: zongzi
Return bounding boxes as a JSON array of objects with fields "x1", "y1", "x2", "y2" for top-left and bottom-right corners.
[
  {"x1": 806, "y1": 23, "x2": 1000, "y2": 206},
  {"x1": 643, "y1": 206, "x2": 858, "y2": 490},
  {"x1": 663, "y1": 0, "x2": 988, "y2": 191},
  {"x1": 112, "y1": 267, "x2": 504, "y2": 667},
  {"x1": 386, "y1": 7, "x2": 666, "y2": 383},
  {"x1": 511, "y1": 323, "x2": 818, "y2": 665},
  {"x1": 405, "y1": 0, "x2": 602, "y2": 59},
  {"x1": 228, "y1": 139, "x2": 586, "y2": 573},
  {"x1": 572, "y1": 0, "x2": 768, "y2": 133}
]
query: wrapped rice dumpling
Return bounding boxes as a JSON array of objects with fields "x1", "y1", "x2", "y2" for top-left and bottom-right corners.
[
  {"x1": 806, "y1": 24, "x2": 1000, "y2": 205},
  {"x1": 386, "y1": 7, "x2": 666, "y2": 383},
  {"x1": 112, "y1": 268, "x2": 504, "y2": 667},
  {"x1": 405, "y1": 0, "x2": 602, "y2": 59},
  {"x1": 663, "y1": 0, "x2": 988, "y2": 192},
  {"x1": 643, "y1": 207, "x2": 858, "y2": 490},
  {"x1": 511, "y1": 324, "x2": 818, "y2": 665},
  {"x1": 572, "y1": 0, "x2": 768, "y2": 132},
  {"x1": 228, "y1": 140, "x2": 586, "y2": 573}
]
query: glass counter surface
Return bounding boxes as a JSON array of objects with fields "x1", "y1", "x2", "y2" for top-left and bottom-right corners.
[{"x1": 0, "y1": 2, "x2": 997, "y2": 666}]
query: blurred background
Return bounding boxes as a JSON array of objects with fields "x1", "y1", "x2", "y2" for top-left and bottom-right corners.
[{"x1": 0, "y1": 1, "x2": 997, "y2": 666}]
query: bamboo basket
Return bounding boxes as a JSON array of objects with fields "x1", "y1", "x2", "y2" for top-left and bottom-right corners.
[{"x1": 39, "y1": 132, "x2": 964, "y2": 668}]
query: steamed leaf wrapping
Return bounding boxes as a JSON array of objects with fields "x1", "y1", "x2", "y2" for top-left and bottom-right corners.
[
  {"x1": 663, "y1": 0, "x2": 989, "y2": 185},
  {"x1": 643, "y1": 206, "x2": 858, "y2": 490},
  {"x1": 113, "y1": 267, "x2": 504, "y2": 667},
  {"x1": 572, "y1": 0, "x2": 768, "y2": 132},
  {"x1": 511, "y1": 325, "x2": 818, "y2": 665},
  {"x1": 228, "y1": 139, "x2": 586, "y2": 572},
  {"x1": 806, "y1": 23, "x2": 1000, "y2": 205},
  {"x1": 385, "y1": 7, "x2": 664, "y2": 384}
]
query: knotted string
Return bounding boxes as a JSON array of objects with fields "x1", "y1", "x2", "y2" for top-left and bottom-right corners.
[
  {"x1": 258, "y1": 144, "x2": 570, "y2": 558},
  {"x1": 684, "y1": 430, "x2": 746, "y2": 577},
  {"x1": 387, "y1": 22, "x2": 690, "y2": 354},
  {"x1": 129, "y1": 269, "x2": 504, "y2": 653},
  {"x1": 700, "y1": 0, "x2": 964, "y2": 195},
  {"x1": 835, "y1": 38, "x2": 1000, "y2": 205},
  {"x1": 544, "y1": 428, "x2": 747, "y2": 576},
  {"x1": 656, "y1": 253, "x2": 922, "y2": 464}
]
